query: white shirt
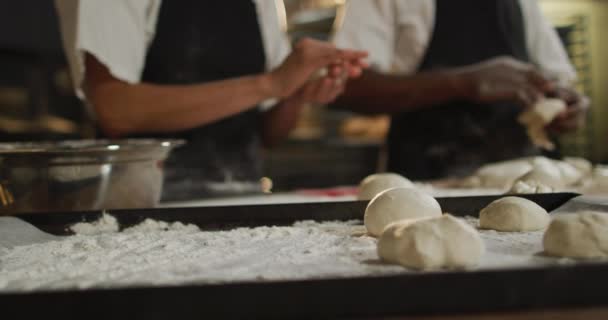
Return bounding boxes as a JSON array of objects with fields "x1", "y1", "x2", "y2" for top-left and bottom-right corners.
[
  {"x1": 333, "y1": 0, "x2": 576, "y2": 83},
  {"x1": 55, "y1": 0, "x2": 291, "y2": 100}
]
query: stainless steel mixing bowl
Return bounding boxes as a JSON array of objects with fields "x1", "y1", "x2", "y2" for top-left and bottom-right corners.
[{"x1": 0, "y1": 139, "x2": 183, "y2": 214}]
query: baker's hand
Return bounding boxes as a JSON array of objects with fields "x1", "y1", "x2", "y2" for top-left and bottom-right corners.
[
  {"x1": 546, "y1": 86, "x2": 590, "y2": 133},
  {"x1": 292, "y1": 75, "x2": 347, "y2": 105},
  {"x1": 457, "y1": 56, "x2": 553, "y2": 107},
  {"x1": 269, "y1": 38, "x2": 368, "y2": 99}
]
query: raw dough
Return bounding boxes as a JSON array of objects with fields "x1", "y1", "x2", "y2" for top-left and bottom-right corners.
[
  {"x1": 358, "y1": 173, "x2": 414, "y2": 200},
  {"x1": 543, "y1": 211, "x2": 608, "y2": 259},
  {"x1": 464, "y1": 158, "x2": 533, "y2": 189},
  {"x1": 377, "y1": 215, "x2": 484, "y2": 270},
  {"x1": 508, "y1": 180, "x2": 554, "y2": 194},
  {"x1": 464, "y1": 156, "x2": 588, "y2": 191},
  {"x1": 564, "y1": 157, "x2": 593, "y2": 176},
  {"x1": 518, "y1": 98, "x2": 567, "y2": 150},
  {"x1": 554, "y1": 161, "x2": 584, "y2": 186},
  {"x1": 364, "y1": 187, "x2": 441, "y2": 237},
  {"x1": 515, "y1": 158, "x2": 566, "y2": 190},
  {"x1": 479, "y1": 197, "x2": 550, "y2": 232},
  {"x1": 582, "y1": 166, "x2": 608, "y2": 195}
]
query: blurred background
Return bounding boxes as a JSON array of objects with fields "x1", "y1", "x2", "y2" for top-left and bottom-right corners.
[{"x1": 0, "y1": 0, "x2": 605, "y2": 191}]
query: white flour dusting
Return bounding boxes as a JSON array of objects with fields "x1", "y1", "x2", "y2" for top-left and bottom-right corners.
[
  {"x1": 70, "y1": 213, "x2": 119, "y2": 235},
  {"x1": 0, "y1": 215, "x2": 579, "y2": 292}
]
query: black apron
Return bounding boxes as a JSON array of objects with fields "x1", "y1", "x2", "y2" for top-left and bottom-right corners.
[
  {"x1": 387, "y1": 0, "x2": 539, "y2": 180},
  {"x1": 139, "y1": 0, "x2": 266, "y2": 201}
]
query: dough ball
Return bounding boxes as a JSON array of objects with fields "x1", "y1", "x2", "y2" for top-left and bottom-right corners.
[
  {"x1": 469, "y1": 159, "x2": 532, "y2": 189},
  {"x1": 553, "y1": 161, "x2": 584, "y2": 186},
  {"x1": 508, "y1": 180, "x2": 554, "y2": 194},
  {"x1": 364, "y1": 187, "x2": 441, "y2": 237},
  {"x1": 516, "y1": 159, "x2": 565, "y2": 189},
  {"x1": 531, "y1": 157, "x2": 582, "y2": 186},
  {"x1": 543, "y1": 211, "x2": 608, "y2": 259},
  {"x1": 582, "y1": 167, "x2": 608, "y2": 195},
  {"x1": 377, "y1": 215, "x2": 484, "y2": 270},
  {"x1": 479, "y1": 196, "x2": 550, "y2": 232},
  {"x1": 358, "y1": 173, "x2": 414, "y2": 200},
  {"x1": 564, "y1": 157, "x2": 593, "y2": 176}
]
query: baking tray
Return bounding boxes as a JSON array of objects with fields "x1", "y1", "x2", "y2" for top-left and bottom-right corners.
[
  {"x1": 13, "y1": 193, "x2": 579, "y2": 235},
  {"x1": 4, "y1": 192, "x2": 608, "y2": 320}
]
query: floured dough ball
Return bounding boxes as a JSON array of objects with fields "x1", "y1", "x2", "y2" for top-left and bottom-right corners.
[
  {"x1": 377, "y1": 215, "x2": 484, "y2": 270},
  {"x1": 479, "y1": 197, "x2": 550, "y2": 232},
  {"x1": 508, "y1": 180, "x2": 554, "y2": 194},
  {"x1": 543, "y1": 211, "x2": 608, "y2": 259},
  {"x1": 364, "y1": 187, "x2": 441, "y2": 237},
  {"x1": 358, "y1": 173, "x2": 414, "y2": 200}
]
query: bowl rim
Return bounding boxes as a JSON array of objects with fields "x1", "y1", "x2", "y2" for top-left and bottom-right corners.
[{"x1": 0, "y1": 139, "x2": 185, "y2": 155}]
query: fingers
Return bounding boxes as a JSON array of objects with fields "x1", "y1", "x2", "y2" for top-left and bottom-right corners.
[
  {"x1": 526, "y1": 69, "x2": 554, "y2": 93},
  {"x1": 300, "y1": 77, "x2": 346, "y2": 104},
  {"x1": 547, "y1": 107, "x2": 587, "y2": 133},
  {"x1": 514, "y1": 86, "x2": 541, "y2": 109},
  {"x1": 349, "y1": 66, "x2": 364, "y2": 78},
  {"x1": 327, "y1": 58, "x2": 367, "y2": 80},
  {"x1": 294, "y1": 37, "x2": 369, "y2": 75},
  {"x1": 336, "y1": 48, "x2": 369, "y2": 61},
  {"x1": 317, "y1": 77, "x2": 338, "y2": 102},
  {"x1": 548, "y1": 118, "x2": 580, "y2": 133},
  {"x1": 556, "y1": 87, "x2": 590, "y2": 110},
  {"x1": 329, "y1": 65, "x2": 343, "y2": 78},
  {"x1": 303, "y1": 40, "x2": 368, "y2": 67}
]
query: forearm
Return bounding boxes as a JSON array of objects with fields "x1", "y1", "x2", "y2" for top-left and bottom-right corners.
[
  {"x1": 335, "y1": 70, "x2": 470, "y2": 114},
  {"x1": 88, "y1": 75, "x2": 275, "y2": 137},
  {"x1": 260, "y1": 96, "x2": 307, "y2": 148}
]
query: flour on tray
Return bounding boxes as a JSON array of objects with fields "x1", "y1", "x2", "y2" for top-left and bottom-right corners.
[
  {"x1": 0, "y1": 215, "x2": 580, "y2": 292},
  {"x1": 70, "y1": 213, "x2": 119, "y2": 235},
  {"x1": 0, "y1": 216, "x2": 391, "y2": 292}
]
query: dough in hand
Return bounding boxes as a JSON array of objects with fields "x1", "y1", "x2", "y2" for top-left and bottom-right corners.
[
  {"x1": 479, "y1": 196, "x2": 550, "y2": 232},
  {"x1": 543, "y1": 211, "x2": 608, "y2": 259},
  {"x1": 518, "y1": 98, "x2": 566, "y2": 150},
  {"x1": 377, "y1": 215, "x2": 484, "y2": 270},
  {"x1": 358, "y1": 173, "x2": 414, "y2": 200},
  {"x1": 364, "y1": 187, "x2": 441, "y2": 237}
]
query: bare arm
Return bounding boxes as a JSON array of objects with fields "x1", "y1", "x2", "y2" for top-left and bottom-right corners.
[
  {"x1": 85, "y1": 54, "x2": 275, "y2": 137},
  {"x1": 336, "y1": 57, "x2": 553, "y2": 115},
  {"x1": 336, "y1": 69, "x2": 467, "y2": 114},
  {"x1": 84, "y1": 38, "x2": 368, "y2": 138}
]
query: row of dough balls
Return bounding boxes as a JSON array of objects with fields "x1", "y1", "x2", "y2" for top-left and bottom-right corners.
[
  {"x1": 461, "y1": 156, "x2": 594, "y2": 194},
  {"x1": 483, "y1": 197, "x2": 608, "y2": 260},
  {"x1": 359, "y1": 156, "x2": 608, "y2": 196},
  {"x1": 364, "y1": 187, "x2": 608, "y2": 270}
]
